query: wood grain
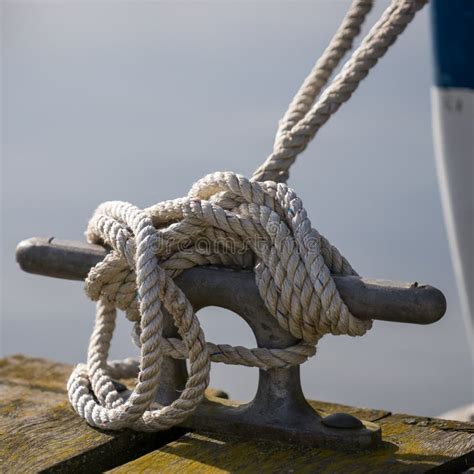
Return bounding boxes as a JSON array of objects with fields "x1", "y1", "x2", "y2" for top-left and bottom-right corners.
[
  {"x1": 0, "y1": 355, "x2": 183, "y2": 473},
  {"x1": 1, "y1": 355, "x2": 472, "y2": 473},
  {"x1": 110, "y1": 419, "x2": 474, "y2": 474}
]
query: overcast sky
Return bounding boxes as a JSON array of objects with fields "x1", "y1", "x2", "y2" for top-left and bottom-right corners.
[{"x1": 2, "y1": 1, "x2": 472, "y2": 416}]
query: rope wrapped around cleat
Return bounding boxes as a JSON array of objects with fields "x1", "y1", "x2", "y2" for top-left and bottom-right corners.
[{"x1": 68, "y1": 0, "x2": 427, "y2": 431}]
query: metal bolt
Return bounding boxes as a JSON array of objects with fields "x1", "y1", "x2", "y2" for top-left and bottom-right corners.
[{"x1": 321, "y1": 413, "x2": 364, "y2": 429}]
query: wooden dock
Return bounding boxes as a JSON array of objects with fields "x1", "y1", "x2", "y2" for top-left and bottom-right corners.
[{"x1": 1, "y1": 355, "x2": 473, "y2": 473}]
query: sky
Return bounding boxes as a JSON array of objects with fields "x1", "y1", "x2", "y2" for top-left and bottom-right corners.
[{"x1": 1, "y1": 1, "x2": 472, "y2": 417}]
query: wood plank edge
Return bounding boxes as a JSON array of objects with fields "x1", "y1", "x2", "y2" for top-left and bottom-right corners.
[{"x1": 42, "y1": 428, "x2": 188, "y2": 474}]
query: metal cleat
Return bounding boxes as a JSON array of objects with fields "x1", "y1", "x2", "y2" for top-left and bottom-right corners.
[{"x1": 16, "y1": 237, "x2": 446, "y2": 450}]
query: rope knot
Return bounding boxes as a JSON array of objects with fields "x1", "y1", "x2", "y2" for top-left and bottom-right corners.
[{"x1": 70, "y1": 171, "x2": 371, "y2": 431}]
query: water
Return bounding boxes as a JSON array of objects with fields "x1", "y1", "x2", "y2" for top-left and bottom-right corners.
[{"x1": 2, "y1": 1, "x2": 472, "y2": 417}]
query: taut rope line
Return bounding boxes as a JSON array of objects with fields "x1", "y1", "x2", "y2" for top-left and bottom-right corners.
[
  {"x1": 254, "y1": 0, "x2": 427, "y2": 182},
  {"x1": 67, "y1": 0, "x2": 427, "y2": 431}
]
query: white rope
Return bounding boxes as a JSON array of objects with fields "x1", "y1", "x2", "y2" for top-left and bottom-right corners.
[
  {"x1": 68, "y1": 0, "x2": 427, "y2": 431},
  {"x1": 253, "y1": 0, "x2": 428, "y2": 183},
  {"x1": 274, "y1": 0, "x2": 374, "y2": 147}
]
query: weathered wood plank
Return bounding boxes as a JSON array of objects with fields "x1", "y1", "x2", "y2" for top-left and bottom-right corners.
[
  {"x1": 0, "y1": 354, "x2": 71, "y2": 392},
  {"x1": 0, "y1": 355, "x2": 184, "y2": 473},
  {"x1": 1, "y1": 355, "x2": 473, "y2": 473},
  {"x1": 110, "y1": 399, "x2": 474, "y2": 472},
  {"x1": 109, "y1": 420, "x2": 474, "y2": 474}
]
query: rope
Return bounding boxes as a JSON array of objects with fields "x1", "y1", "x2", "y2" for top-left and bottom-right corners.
[
  {"x1": 253, "y1": 0, "x2": 427, "y2": 183},
  {"x1": 273, "y1": 0, "x2": 373, "y2": 151},
  {"x1": 68, "y1": 0, "x2": 427, "y2": 431}
]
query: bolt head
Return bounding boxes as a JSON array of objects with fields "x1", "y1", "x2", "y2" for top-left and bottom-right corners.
[{"x1": 321, "y1": 412, "x2": 364, "y2": 429}]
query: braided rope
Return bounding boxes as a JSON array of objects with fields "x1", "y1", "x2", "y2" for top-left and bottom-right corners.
[{"x1": 68, "y1": 0, "x2": 426, "y2": 431}]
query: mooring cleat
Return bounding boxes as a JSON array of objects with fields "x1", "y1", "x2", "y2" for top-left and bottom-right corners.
[{"x1": 15, "y1": 237, "x2": 446, "y2": 449}]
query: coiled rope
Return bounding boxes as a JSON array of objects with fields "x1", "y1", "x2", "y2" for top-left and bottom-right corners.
[{"x1": 68, "y1": 0, "x2": 427, "y2": 431}]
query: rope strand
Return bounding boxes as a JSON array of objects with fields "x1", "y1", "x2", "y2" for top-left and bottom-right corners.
[
  {"x1": 274, "y1": 0, "x2": 373, "y2": 147},
  {"x1": 253, "y1": 0, "x2": 427, "y2": 183}
]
